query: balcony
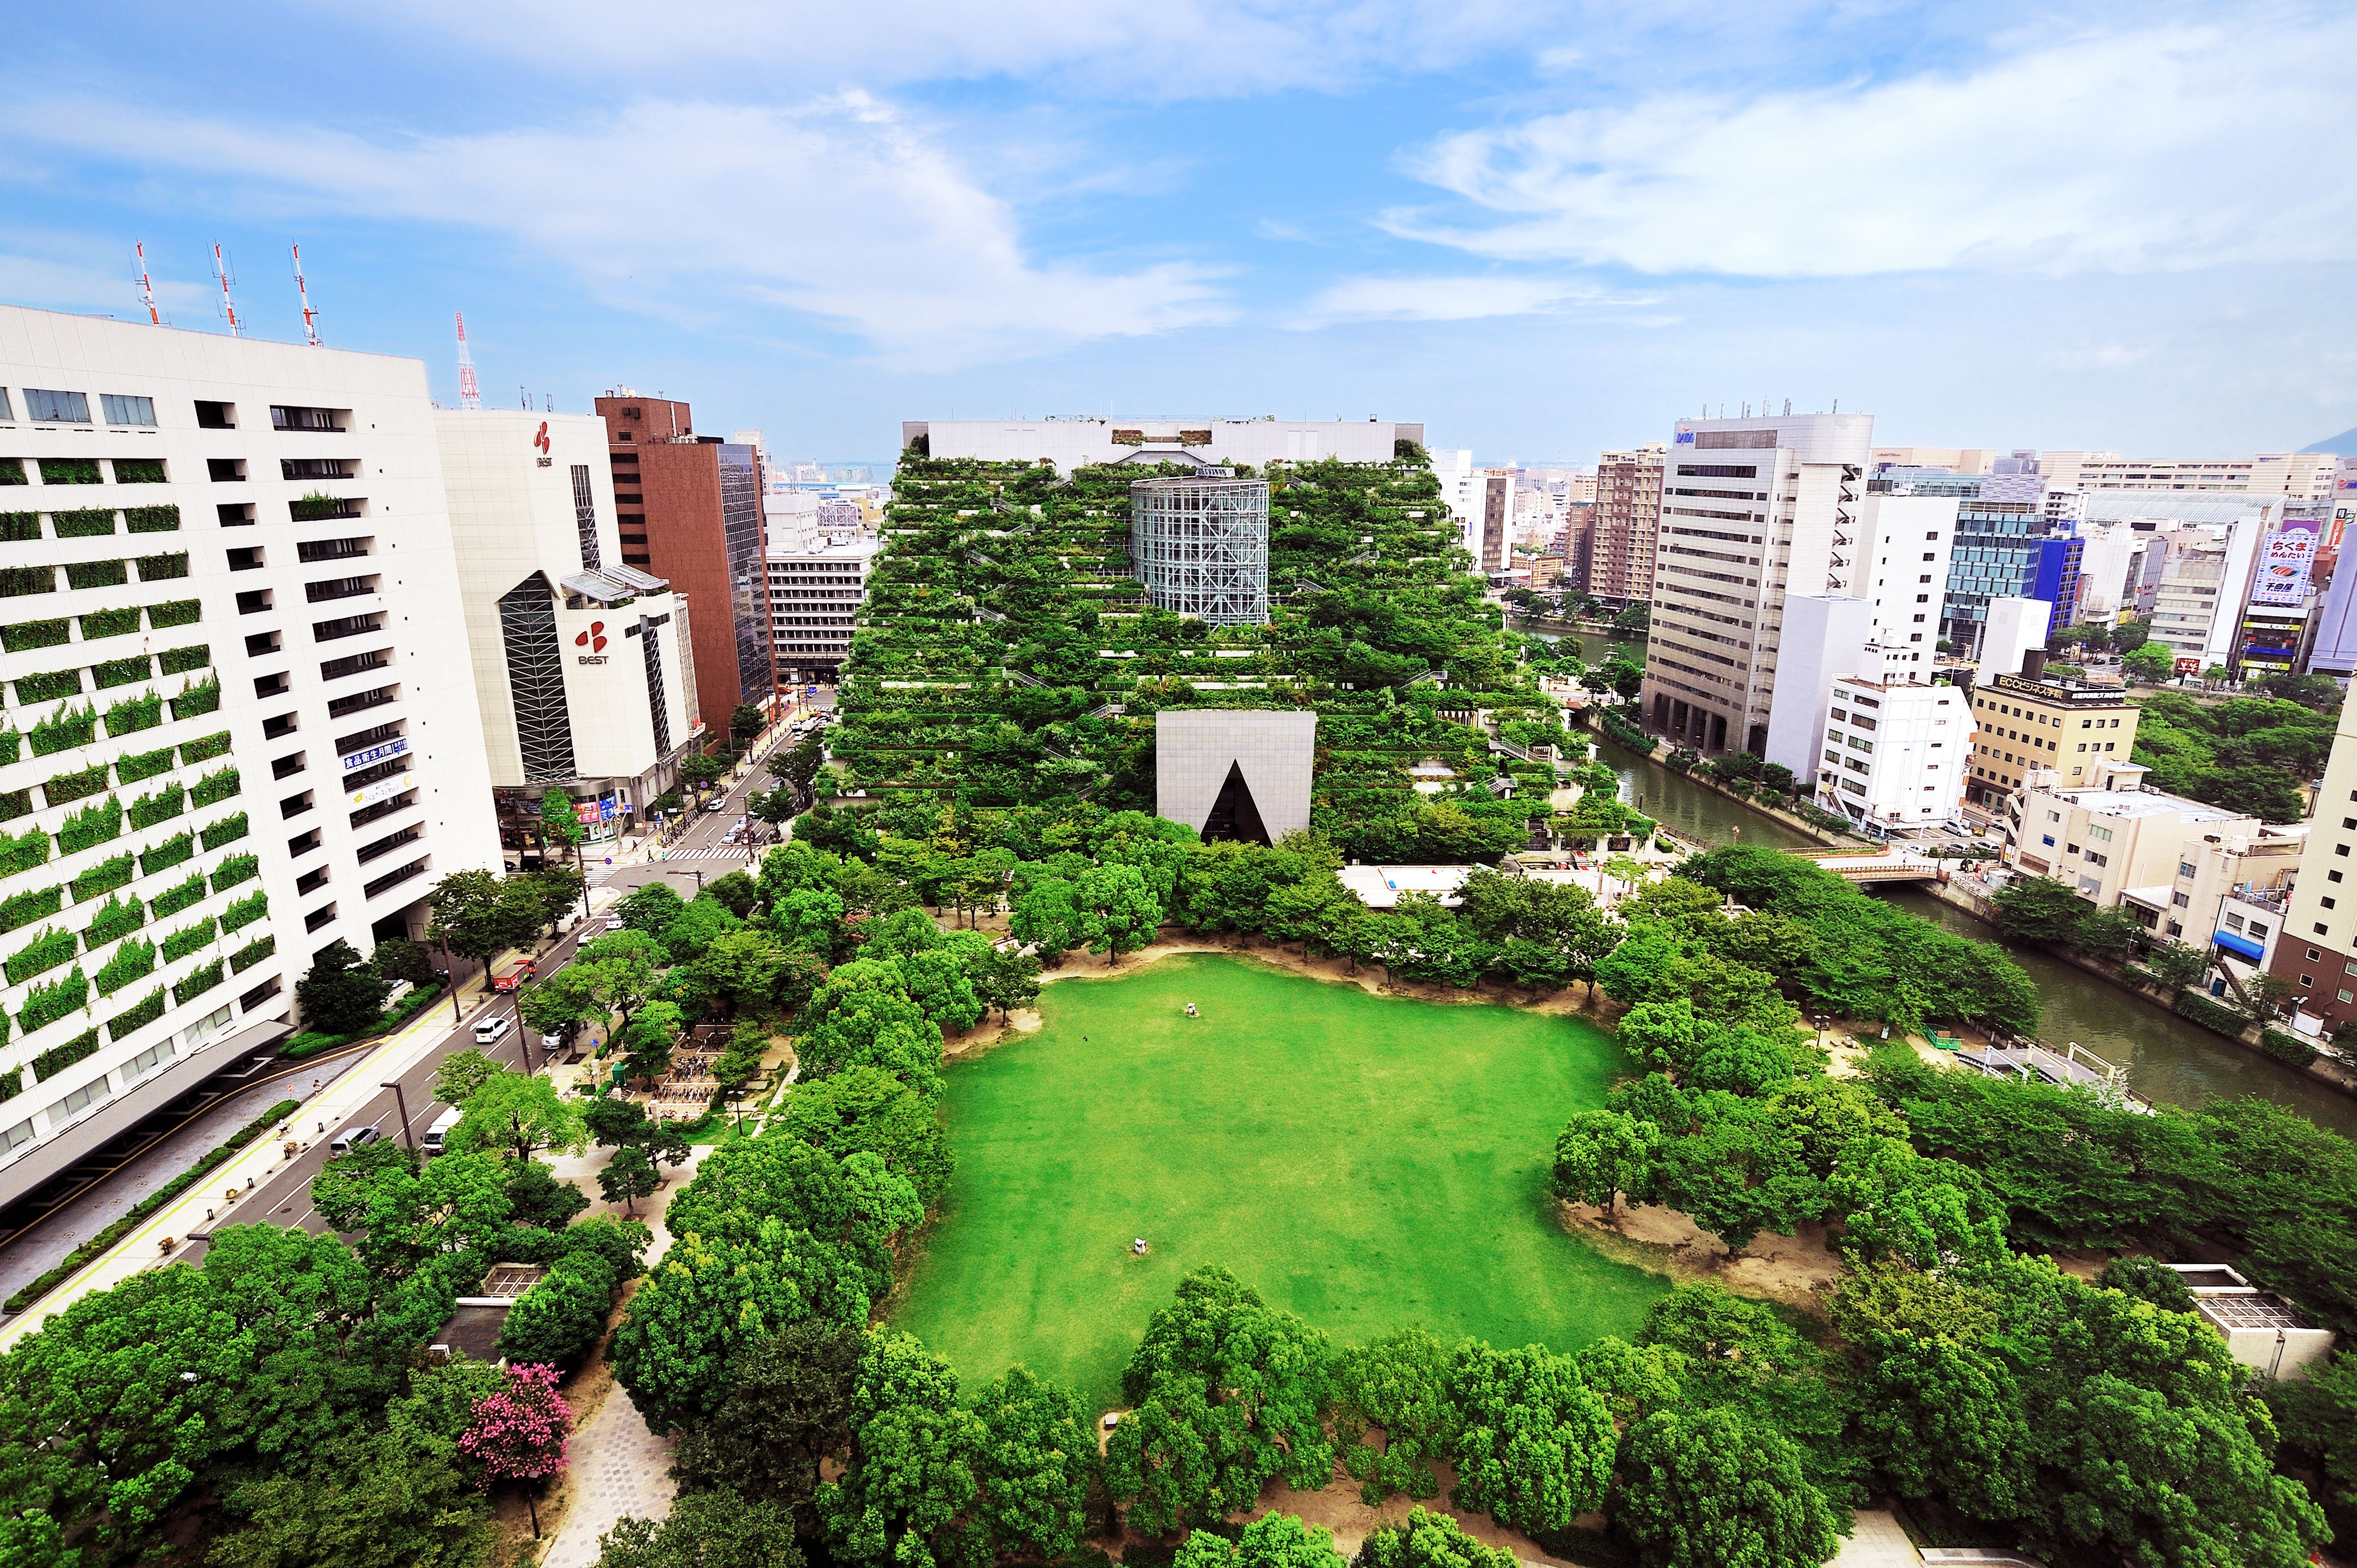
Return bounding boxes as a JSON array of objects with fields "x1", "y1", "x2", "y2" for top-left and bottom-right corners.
[
  {"x1": 296, "y1": 866, "x2": 329, "y2": 896},
  {"x1": 207, "y1": 459, "x2": 246, "y2": 482},
  {"x1": 261, "y1": 713, "x2": 297, "y2": 741},
  {"x1": 326, "y1": 684, "x2": 396, "y2": 721},
  {"x1": 336, "y1": 721, "x2": 401, "y2": 754},
  {"x1": 312, "y1": 614, "x2": 382, "y2": 644},
  {"x1": 289, "y1": 498, "x2": 365, "y2": 522},
  {"x1": 271, "y1": 405, "x2": 347, "y2": 433},
  {"x1": 304, "y1": 575, "x2": 378, "y2": 605},
  {"x1": 357, "y1": 826, "x2": 422, "y2": 865},
  {"x1": 281, "y1": 791, "x2": 314, "y2": 819},
  {"x1": 227, "y1": 547, "x2": 265, "y2": 572},
  {"x1": 218, "y1": 504, "x2": 255, "y2": 526},
  {"x1": 245, "y1": 631, "x2": 282, "y2": 656},
  {"x1": 280, "y1": 459, "x2": 357, "y2": 482},
  {"x1": 319, "y1": 650, "x2": 390, "y2": 683},
  {"x1": 272, "y1": 754, "x2": 306, "y2": 780},
  {"x1": 343, "y1": 758, "x2": 405, "y2": 790},
  {"x1": 304, "y1": 903, "x2": 337, "y2": 932},
  {"x1": 296, "y1": 537, "x2": 371, "y2": 564},
  {"x1": 195, "y1": 401, "x2": 235, "y2": 430},
  {"x1": 253, "y1": 673, "x2": 289, "y2": 699},
  {"x1": 288, "y1": 828, "x2": 322, "y2": 857},
  {"x1": 350, "y1": 791, "x2": 416, "y2": 831},
  {"x1": 363, "y1": 858, "x2": 428, "y2": 900}
]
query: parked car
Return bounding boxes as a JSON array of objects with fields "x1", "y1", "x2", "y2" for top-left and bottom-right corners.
[{"x1": 474, "y1": 1015, "x2": 514, "y2": 1046}]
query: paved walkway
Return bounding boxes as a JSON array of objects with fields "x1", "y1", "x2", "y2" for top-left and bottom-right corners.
[
  {"x1": 1834, "y1": 1511, "x2": 1921, "y2": 1567},
  {"x1": 544, "y1": 1388, "x2": 675, "y2": 1568}
]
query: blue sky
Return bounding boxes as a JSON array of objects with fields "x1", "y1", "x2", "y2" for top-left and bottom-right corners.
[{"x1": 5, "y1": 1, "x2": 2353, "y2": 465}]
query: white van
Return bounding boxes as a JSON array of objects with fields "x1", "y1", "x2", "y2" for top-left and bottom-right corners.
[
  {"x1": 421, "y1": 1105, "x2": 464, "y2": 1155},
  {"x1": 474, "y1": 1015, "x2": 513, "y2": 1046}
]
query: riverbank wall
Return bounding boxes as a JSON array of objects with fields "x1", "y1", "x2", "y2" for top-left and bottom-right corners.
[
  {"x1": 1578, "y1": 711, "x2": 1861, "y2": 848},
  {"x1": 1918, "y1": 876, "x2": 2357, "y2": 1104}
]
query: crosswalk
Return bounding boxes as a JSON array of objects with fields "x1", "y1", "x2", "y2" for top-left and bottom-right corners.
[{"x1": 665, "y1": 847, "x2": 764, "y2": 862}]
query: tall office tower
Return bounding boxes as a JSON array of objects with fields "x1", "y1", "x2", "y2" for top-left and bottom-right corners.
[
  {"x1": 1425, "y1": 448, "x2": 1479, "y2": 560},
  {"x1": 594, "y1": 393, "x2": 772, "y2": 735},
  {"x1": 436, "y1": 411, "x2": 695, "y2": 860},
  {"x1": 1585, "y1": 443, "x2": 1663, "y2": 606},
  {"x1": 1479, "y1": 472, "x2": 1512, "y2": 574},
  {"x1": 1641, "y1": 412, "x2": 1875, "y2": 756},
  {"x1": 0, "y1": 307, "x2": 499, "y2": 1206},
  {"x1": 2268, "y1": 698, "x2": 2357, "y2": 1035},
  {"x1": 1886, "y1": 472, "x2": 2079, "y2": 656},
  {"x1": 1855, "y1": 491, "x2": 1958, "y2": 676},
  {"x1": 767, "y1": 535, "x2": 880, "y2": 686}
]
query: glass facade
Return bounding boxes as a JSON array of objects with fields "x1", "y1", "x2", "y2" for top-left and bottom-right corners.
[
  {"x1": 717, "y1": 444, "x2": 772, "y2": 703},
  {"x1": 570, "y1": 463, "x2": 601, "y2": 571},
  {"x1": 497, "y1": 575, "x2": 576, "y2": 782}
]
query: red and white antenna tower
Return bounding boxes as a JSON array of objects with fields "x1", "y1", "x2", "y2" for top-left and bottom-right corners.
[
  {"x1": 455, "y1": 312, "x2": 482, "y2": 411},
  {"x1": 211, "y1": 243, "x2": 242, "y2": 337},
  {"x1": 291, "y1": 243, "x2": 320, "y2": 346},
  {"x1": 134, "y1": 243, "x2": 162, "y2": 326}
]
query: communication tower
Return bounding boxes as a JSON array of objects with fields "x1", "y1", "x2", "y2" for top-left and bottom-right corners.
[
  {"x1": 291, "y1": 244, "x2": 320, "y2": 346},
  {"x1": 212, "y1": 244, "x2": 242, "y2": 337},
  {"x1": 455, "y1": 312, "x2": 482, "y2": 411},
  {"x1": 134, "y1": 243, "x2": 161, "y2": 326}
]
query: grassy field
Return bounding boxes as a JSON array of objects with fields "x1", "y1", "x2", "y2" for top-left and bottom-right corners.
[{"x1": 893, "y1": 953, "x2": 1667, "y2": 1409}]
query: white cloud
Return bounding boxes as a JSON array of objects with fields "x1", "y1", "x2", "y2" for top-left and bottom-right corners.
[
  {"x1": 0, "y1": 235, "x2": 213, "y2": 320},
  {"x1": 1386, "y1": 14, "x2": 2357, "y2": 276},
  {"x1": 1293, "y1": 273, "x2": 1640, "y2": 326},
  {"x1": 1, "y1": 94, "x2": 1228, "y2": 368}
]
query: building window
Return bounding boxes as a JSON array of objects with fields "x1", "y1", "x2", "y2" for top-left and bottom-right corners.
[
  {"x1": 0, "y1": 1118, "x2": 33, "y2": 1153},
  {"x1": 100, "y1": 394, "x2": 157, "y2": 426},
  {"x1": 48, "y1": 1078, "x2": 106, "y2": 1125},
  {"x1": 2178, "y1": 862, "x2": 2196, "y2": 878},
  {"x1": 25, "y1": 388, "x2": 90, "y2": 423},
  {"x1": 2170, "y1": 892, "x2": 2189, "y2": 907}
]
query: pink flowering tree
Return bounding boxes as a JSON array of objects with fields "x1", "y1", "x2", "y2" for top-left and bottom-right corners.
[{"x1": 459, "y1": 1361, "x2": 572, "y2": 1536}]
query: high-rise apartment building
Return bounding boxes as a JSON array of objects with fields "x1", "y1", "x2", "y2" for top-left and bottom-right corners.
[
  {"x1": 0, "y1": 308, "x2": 498, "y2": 1205},
  {"x1": 1855, "y1": 493, "x2": 1957, "y2": 676},
  {"x1": 1479, "y1": 473, "x2": 1511, "y2": 575},
  {"x1": 594, "y1": 394, "x2": 772, "y2": 736},
  {"x1": 1641, "y1": 413, "x2": 1875, "y2": 756},
  {"x1": 436, "y1": 411, "x2": 695, "y2": 858},
  {"x1": 1585, "y1": 443, "x2": 1663, "y2": 607},
  {"x1": 2267, "y1": 699, "x2": 2357, "y2": 1034}
]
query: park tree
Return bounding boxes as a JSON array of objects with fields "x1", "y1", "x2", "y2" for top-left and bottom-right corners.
[
  {"x1": 619, "y1": 880, "x2": 687, "y2": 934},
  {"x1": 970, "y1": 1365, "x2": 1096, "y2": 1561},
  {"x1": 1553, "y1": 1109, "x2": 1663, "y2": 1219},
  {"x1": 706, "y1": 869, "x2": 762, "y2": 918},
  {"x1": 490, "y1": 1251, "x2": 614, "y2": 1369},
  {"x1": 671, "y1": 1322, "x2": 862, "y2": 1513},
  {"x1": 2124, "y1": 640, "x2": 2176, "y2": 683},
  {"x1": 445, "y1": 1070, "x2": 588, "y2": 1164},
  {"x1": 658, "y1": 896, "x2": 745, "y2": 966},
  {"x1": 968, "y1": 944, "x2": 1042, "y2": 1023},
  {"x1": 667, "y1": 1136, "x2": 922, "y2": 1300},
  {"x1": 1009, "y1": 876, "x2": 1100, "y2": 959},
  {"x1": 594, "y1": 1492, "x2": 805, "y2": 1568},
  {"x1": 601, "y1": 1146, "x2": 663, "y2": 1217},
  {"x1": 208, "y1": 1425, "x2": 496, "y2": 1568},
  {"x1": 458, "y1": 1361, "x2": 572, "y2": 1538},
  {"x1": 818, "y1": 1329, "x2": 985, "y2": 1568},
  {"x1": 431, "y1": 1047, "x2": 501, "y2": 1107},
  {"x1": 1990, "y1": 875, "x2": 2095, "y2": 948},
  {"x1": 1355, "y1": 1508, "x2": 1515, "y2": 1568},
  {"x1": 621, "y1": 1001, "x2": 684, "y2": 1087},
  {"x1": 1445, "y1": 1342, "x2": 1616, "y2": 1535},
  {"x1": 574, "y1": 929, "x2": 667, "y2": 1042},
  {"x1": 1178, "y1": 1513, "x2": 1347, "y2": 1568},
  {"x1": 504, "y1": 1159, "x2": 590, "y2": 1229},
  {"x1": 296, "y1": 939, "x2": 392, "y2": 1035},
  {"x1": 310, "y1": 1147, "x2": 512, "y2": 1283},
  {"x1": 1613, "y1": 1407, "x2": 1843, "y2": 1568},
  {"x1": 520, "y1": 963, "x2": 603, "y2": 1040},
  {"x1": 427, "y1": 868, "x2": 541, "y2": 979},
  {"x1": 1332, "y1": 1326, "x2": 1452, "y2": 1503},
  {"x1": 776, "y1": 1064, "x2": 953, "y2": 1205}
]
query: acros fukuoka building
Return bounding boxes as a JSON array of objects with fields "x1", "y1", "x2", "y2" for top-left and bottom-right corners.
[
  {"x1": 0, "y1": 307, "x2": 498, "y2": 1205},
  {"x1": 904, "y1": 417, "x2": 1424, "y2": 474},
  {"x1": 1129, "y1": 474, "x2": 1270, "y2": 626}
]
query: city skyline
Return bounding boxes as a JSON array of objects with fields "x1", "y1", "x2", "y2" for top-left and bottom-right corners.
[{"x1": 3, "y1": 2, "x2": 2352, "y2": 462}]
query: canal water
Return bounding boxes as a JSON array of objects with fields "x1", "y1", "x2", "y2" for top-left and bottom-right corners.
[{"x1": 1591, "y1": 734, "x2": 2357, "y2": 1133}]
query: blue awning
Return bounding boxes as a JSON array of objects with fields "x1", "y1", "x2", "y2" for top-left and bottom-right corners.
[{"x1": 2213, "y1": 930, "x2": 2265, "y2": 961}]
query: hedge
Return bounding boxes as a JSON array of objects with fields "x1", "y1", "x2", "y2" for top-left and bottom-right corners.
[
  {"x1": 180, "y1": 730, "x2": 231, "y2": 763},
  {"x1": 219, "y1": 889, "x2": 268, "y2": 934},
  {"x1": 93, "y1": 937, "x2": 156, "y2": 997},
  {"x1": 83, "y1": 892, "x2": 144, "y2": 948},
  {"x1": 0, "y1": 789, "x2": 26, "y2": 823},
  {"x1": 56, "y1": 795, "x2": 123, "y2": 855},
  {"x1": 64, "y1": 560, "x2": 127, "y2": 591},
  {"x1": 0, "y1": 886, "x2": 64, "y2": 935},
  {"x1": 157, "y1": 644, "x2": 210, "y2": 676},
  {"x1": 127, "y1": 784, "x2": 184, "y2": 830},
  {"x1": 1, "y1": 617, "x2": 69, "y2": 653},
  {"x1": 211, "y1": 853, "x2": 259, "y2": 892},
  {"x1": 280, "y1": 982, "x2": 442, "y2": 1060},
  {"x1": 79, "y1": 606, "x2": 141, "y2": 640},
  {"x1": 21, "y1": 968, "x2": 91, "y2": 1035},
  {"x1": 0, "y1": 566, "x2": 55, "y2": 597},
  {"x1": 2174, "y1": 989, "x2": 2253, "y2": 1039},
  {"x1": 0, "y1": 824, "x2": 50, "y2": 878},
  {"x1": 113, "y1": 460, "x2": 166, "y2": 485},
  {"x1": 71, "y1": 853, "x2": 135, "y2": 903},
  {"x1": 135, "y1": 552, "x2": 189, "y2": 583},
  {"x1": 146, "y1": 599, "x2": 200, "y2": 630},
  {"x1": 200, "y1": 812, "x2": 249, "y2": 851},
  {"x1": 172, "y1": 960, "x2": 224, "y2": 1007},
  {"x1": 230, "y1": 934, "x2": 276, "y2": 973},
  {"x1": 190, "y1": 768, "x2": 239, "y2": 808},
  {"x1": 38, "y1": 459, "x2": 100, "y2": 485},
  {"x1": 32, "y1": 1025, "x2": 99, "y2": 1081},
  {"x1": 51, "y1": 508, "x2": 116, "y2": 539},
  {"x1": 161, "y1": 918, "x2": 216, "y2": 963},
  {"x1": 115, "y1": 744, "x2": 177, "y2": 784},
  {"x1": 171, "y1": 676, "x2": 220, "y2": 721},
  {"x1": 30, "y1": 703, "x2": 96, "y2": 757},
  {"x1": 2262, "y1": 1027, "x2": 2320, "y2": 1068},
  {"x1": 92, "y1": 655, "x2": 152, "y2": 690},
  {"x1": 106, "y1": 985, "x2": 167, "y2": 1042},
  {"x1": 17, "y1": 668, "x2": 83, "y2": 706},
  {"x1": 137, "y1": 833, "x2": 193, "y2": 878},
  {"x1": 125, "y1": 504, "x2": 181, "y2": 533},
  {"x1": 5, "y1": 927, "x2": 78, "y2": 987},
  {"x1": 1, "y1": 1097, "x2": 300, "y2": 1315},
  {"x1": 104, "y1": 692, "x2": 164, "y2": 738},
  {"x1": 150, "y1": 870, "x2": 207, "y2": 919},
  {"x1": 44, "y1": 765, "x2": 109, "y2": 808}
]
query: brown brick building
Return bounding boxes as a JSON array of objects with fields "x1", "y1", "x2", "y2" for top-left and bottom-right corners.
[
  {"x1": 1584, "y1": 442, "x2": 1665, "y2": 606},
  {"x1": 594, "y1": 394, "x2": 772, "y2": 738}
]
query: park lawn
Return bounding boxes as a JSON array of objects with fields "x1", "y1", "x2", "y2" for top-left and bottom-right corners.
[{"x1": 893, "y1": 953, "x2": 1667, "y2": 1410}]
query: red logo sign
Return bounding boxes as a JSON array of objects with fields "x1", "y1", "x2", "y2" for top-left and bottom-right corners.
[
  {"x1": 534, "y1": 421, "x2": 550, "y2": 455},
  {"x1": 575, "y1": 620, "x2": 607, "y2": 653}
]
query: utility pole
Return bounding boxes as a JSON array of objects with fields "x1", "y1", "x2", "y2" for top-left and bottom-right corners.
[
  {"x1": 382, "y1": 1082, "x2": 416, "y2": 1152},
  {"x1": 442, "y1": 931, "x2": 461, "y2": 1023}
]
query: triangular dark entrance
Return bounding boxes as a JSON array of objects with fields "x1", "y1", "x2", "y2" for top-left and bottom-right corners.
[{"x1": 1201, "y1": 760, "x2": 1271, "y2": 845}]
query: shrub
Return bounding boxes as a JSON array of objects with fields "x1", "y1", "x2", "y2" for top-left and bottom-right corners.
[
  {"x1": 17, "y1": 668, "x2": 83, "y2": 705},
  {"x1": 91, "y1": 655, "x2": 152, "y2": 690},
  {"x1": 21, "y1": 969, "x2": 91, "y2": 1036},
  {"x1": 82, "y1": 892, "x2": 144, "y2": 947},
  {"x1": 127, "y1": 784, "x2": 184, "y2": 830},
  {"x1": 38, "y1": 459, "x2": 100, "y2": 486},
  {"x1": 93, "y1": 937, "x2": 156, "y2": 997},
  {"x1": 31, "y1": 1022, "x2": 99, "y2": 1078},
  {"x1": 114, "y1": 744, "x2": 176, "y2": 784},
  {"x1": 146, "y1": 598, "x2": 200, "y2": 629},
  {"x1": 6, "y1": 927, "x2": 79, "y2": 986},
  {"x1": 173, "y1": 960, "x2": 225, "y2": 1007},
  {"x1": 2262, "y1": 1028, "x2": 2320, "y2": 1068},
  {"x1": 112, "y1": 460, "x2": 165, "y2": 483},
  {"x1": 137, "y1": 833, "x2": 193, "y2": 878},
  {"x1": 0, "y1": 886, "x2": 64, "y2": 935},
  {"x1": 29, "y1": 703, "x2": 97, "y2": 757},
  {"x1": 230, "y1": 934, "x2": 276, "y2": 973},
  {"x1": 150, "y1": 871, "x2": 207, "y2": 919},
  {"x1": 180, "y1": 730, "x2": 230, "y2": 762},
  {"x1": 78, "y1": 606, "x2": 141, "y2": 640},
  {"x1": 0, "y1": 617, "x2": 69, "y2": 653},
  {"x1": 0, "y1": 824, "x2": 49, "y2": 878},
  {"x1": 65, "y1": 559, "x2": 127, "y2": 591},
  {"x1": 50, "y1": 508, "x2": 115, "y2": 539},
  {"x1": 0, "y1": 566, "x2": 55, "y2": 597},
  {"x1": 157, "y1": 644, "x2": 210, "y2": 675},
  {"x1": 134, "y1": 552, "x2": 189, "y2": 583},
  {"x1": 56, "y1": 795, "x2": 124, "y2": 854},
  {"x1": 200, "y1": 812, "x2": 249, "y2": 850},
  {"x1": 171, "y1": 676, "x2": 221, "y2": 721},
  {"x1": 211, "y1": 854, "x2": 260, "y2": 892},
  {"x1": 189, "y1": 768, "x2": 239, "y2": 807},
  {"x1": 0, "y1": 734, "x2": 17, "y2": 768},
  {"x1": 219, "y1": 889, "x2": 268, "y2": 933},
  {"x1": 2174, "y1": 989, "x2": 2251, "y2": 1038},
  {"x1": 104, "y1": 692, "x2": 164, "y2": 737},
  {"x1": 107, "y1": 986, "x2": 167, "y2": 1042},
  {"x1": 43, "y1": 765, "x2": 109, "y2": 808},
  {"x1": 0, "y1": 461, "x2": 20, "y2": 486},
  {"x1": 0, "y1": 788, "x2": 26, "y2": 822},
  {"x1": 71, "y1": 853, "x2": 135, "y2": 903},
  {"x1": 124, "y1": 504, "x2": 181, "y2": 532},
  {"x1": 496, "y1": 1250, "x2": 619, "y2": 1369}
]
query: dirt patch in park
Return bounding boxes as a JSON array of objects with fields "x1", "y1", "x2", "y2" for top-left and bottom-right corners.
[{"x1": 1556, "y1": 1200, "x2": 1845, "y2": 1317}]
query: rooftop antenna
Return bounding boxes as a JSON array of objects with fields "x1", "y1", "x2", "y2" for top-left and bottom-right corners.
[
  {"x1": 134, "y1": 243, "x2": 162, "y2": 326},
  {"x1": 455, "y1": 312, "x2": 482, "y2": 411},
  {"x1": 291, "y1": 243, "x2": 320, "y2": 346},
  {"x1": 211, "y1": 244, "x2": 242, "y2": 337}
]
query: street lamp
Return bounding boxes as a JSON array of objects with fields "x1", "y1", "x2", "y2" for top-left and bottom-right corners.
[{"x1": 381, "y1": 1082, "x2": 416, "y2": 1152}]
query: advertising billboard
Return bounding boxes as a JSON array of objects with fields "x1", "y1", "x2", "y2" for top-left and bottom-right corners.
[{"x1": 2249, "y1": 517, "x2": 2323, "y2": 609}]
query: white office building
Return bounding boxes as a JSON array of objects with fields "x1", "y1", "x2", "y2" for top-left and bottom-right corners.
[
  {"x1": 1642, "y1": 411, "x2": 1877, "y2": 756},
  {"x1": 1856, "y1": 492, "x2": 1957, "y2": 676},
  {"x1": 1814, "y1": 676, "x2": 1969, "y2": 830},
  {"x1": 0, "y1": 307, "x2": 500, "y2": 1205},
  {"x1": 436, "y1": 411, "x2": 696, "y2": 855},
  {"x1": 904, "y1": 417, "x2": 1425, "y2": 475},
  {"x1": 767, "y1": 535, "x2": 880, "y2": 684}
]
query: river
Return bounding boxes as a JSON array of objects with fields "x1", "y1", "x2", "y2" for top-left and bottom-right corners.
[{"x1": 1590, "y1": 733, "x2": 2357, "y2": 1133}]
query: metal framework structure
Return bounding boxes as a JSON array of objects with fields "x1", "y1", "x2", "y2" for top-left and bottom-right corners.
[
  {"x1": 497, "y1": 574, "x2": 577, "y2": 782},
  {"x1": 1129, "y1": 475, "x2": 1270, "y2": 625}
]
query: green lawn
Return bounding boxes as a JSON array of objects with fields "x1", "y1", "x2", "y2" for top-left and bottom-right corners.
[{"x1": 894, "y1": 953, "x2": 1667, "y2": 1409}]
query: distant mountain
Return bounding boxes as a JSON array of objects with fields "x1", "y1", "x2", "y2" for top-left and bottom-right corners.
[{"x1": 2301, "y1": 426, "x2": 2357, "y2": 455}]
